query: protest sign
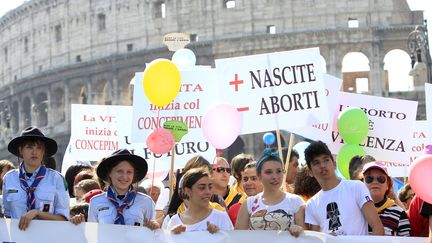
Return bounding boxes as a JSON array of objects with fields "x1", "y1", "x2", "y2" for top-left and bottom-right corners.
[
  {"x1": 290, "y1": 73, "x2": 342, "y2": 142},
  {"x1": 131, "y1": 69, "x2": 218, "y2": 169},
  {"x1": 0, "y1": 219, "x2": 426, "y2": 243},
  {"x1": 327, "y1": 92, "x2": 417, "y2": 164},
  {"x1": 328, "y1": 92, "x2": 417, "y2": 164},
  {"x1": 215, "y1": 48, "x2": 330, "y2": 134},
  {"x1": 64, "y1": 104, "x2": 215, "y2": 174},
  {"x1": 384, "y1": 121, "x2": 431, "y2": 177}
]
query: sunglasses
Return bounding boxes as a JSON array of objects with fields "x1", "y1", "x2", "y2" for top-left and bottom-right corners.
[
  {"x1": 213, "y1": 167, "x2": 232, "y2": 174},
  {"x1": 365, "y1": 175, "x2": 386, "y2": 184}
]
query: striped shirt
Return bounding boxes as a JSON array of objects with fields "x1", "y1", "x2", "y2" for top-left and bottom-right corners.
[{"x1": 369, "y1": 198, "x2": 411, "y2": 236}]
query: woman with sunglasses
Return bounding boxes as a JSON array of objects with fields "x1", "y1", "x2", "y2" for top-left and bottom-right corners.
[
  {"x1": 235, "y1": 149, "x2": 305, "y2": 237},
  {"x1": 362, "y1": 161, "x2": 411, "y2": 236}
]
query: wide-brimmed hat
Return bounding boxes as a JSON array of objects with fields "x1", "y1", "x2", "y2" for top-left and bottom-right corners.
[
  {"x1": 96, "y1": 149, "x2": 148, "y2": 183},
  {"x1": 8, "y1": 126, "x2": 58, "y2": 158}
]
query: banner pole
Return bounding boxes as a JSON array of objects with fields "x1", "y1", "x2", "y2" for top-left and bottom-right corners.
[
  {"x1": 283, "y1": 133, "x2": 295, "y2": 192},
  {"x1": 276, "y1": 130, "x2": 284, "y2": 164},
  {"x1": 169, "y1": 146, "x2": 175, "y2": 199}
]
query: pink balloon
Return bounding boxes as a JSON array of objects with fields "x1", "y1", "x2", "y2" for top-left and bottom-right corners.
[
  {"x1": 409, "y1": 154, "x2": 432, "y2": 204},
  {"x1": 202, "y1": 103, "x2": 241, "y2": 149},
  {"x1": 146, "y1": 128, "x2": 175, "y2": 154}
]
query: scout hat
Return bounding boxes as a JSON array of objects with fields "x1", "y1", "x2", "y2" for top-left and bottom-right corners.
[
  {"x1": 8, "y1": 126, "x2": 58, "y2": 158},
  {"x1": 96, "y1": 149, "x2": 148, "y2": 183}
]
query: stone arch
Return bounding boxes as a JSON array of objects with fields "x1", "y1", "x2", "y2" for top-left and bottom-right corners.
[
  {"x1": 52, "y1": 87, "x2": 65, "y2": 124},
  {"x1": 383, "y1": 49, "x2": 413, "y2": 91},
  {"x1": 102, "y1": 81, "x2": 113, "y2": 105},
  {"x1": 79, "y1": 85, "x2": 88, "y2": 104},
  {"x1": 93, "y1": 80, "x2": 112, "y2": 105},
  {"x1": 69, "y1": 80, "x2": 88, "y2": 104},
  {"x1": 34, "y1": 92, "x2": 48, "y2": 127},
  {"x1": 118, "y1": 69, "x2": 137, "y2": 106},
  {"x1": 341, "y1": 52, "x2": 370, "y2": 93},
  {"x1": 22, "y1": 97, "x2": 32, "y2": 129}
]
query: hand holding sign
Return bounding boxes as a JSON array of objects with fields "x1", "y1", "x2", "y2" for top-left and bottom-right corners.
[
  {"x1": 163, "y1": 120, "x2": 188, "y2": 142},
  {"x1": 142, "y1": 59, "x2": 181, "y2": 107},
  {"x1": 202, "y1": 103, "x2": 241, "y2": 149}
]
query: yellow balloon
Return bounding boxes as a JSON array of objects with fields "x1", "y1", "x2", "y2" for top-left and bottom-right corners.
[{"x1": 142, "y1": 59, "x2": 181, "y2": 107}]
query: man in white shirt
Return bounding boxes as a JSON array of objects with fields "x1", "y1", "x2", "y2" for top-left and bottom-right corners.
[{"x1": 304, "y1": 141, "x2": 384, "y2": 236}]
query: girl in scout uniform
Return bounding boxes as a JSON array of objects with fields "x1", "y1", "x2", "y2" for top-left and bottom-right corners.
[
  {"x1": 2, "y1": 126, "x2": 70, "y2": 231},
  {"x1": 71, "y1": 149, "x2": 159, "y2": 230}
]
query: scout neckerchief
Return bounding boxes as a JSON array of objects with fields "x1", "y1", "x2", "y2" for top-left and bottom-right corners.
[
  {"x1": 107, "y1": 186, "x2": 136, "y2": 225},
  {"x1": 19, "y1": 163, "x2": 47, "y2": 211}
]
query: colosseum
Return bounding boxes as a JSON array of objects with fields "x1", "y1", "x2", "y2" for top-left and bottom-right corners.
[{"x1": 0, "y1": 0, "x2": 427, "y2": 166}]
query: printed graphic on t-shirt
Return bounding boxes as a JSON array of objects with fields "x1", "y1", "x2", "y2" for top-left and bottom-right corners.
[
  {"x1": 326, "y1": 202, "x2": 342, "y2": 232},
  {"x1": 250, "y1": 209, "x2": 293, "y2": 230}
]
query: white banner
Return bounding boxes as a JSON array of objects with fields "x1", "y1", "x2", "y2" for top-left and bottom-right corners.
[
  {"x1": 64, "y1": 104, "x2": 215, "y2": 174},
  {"x1": 215, "y1": 48, "x2": 330, "y2": 134},
  {"x1": 290, "y1": 74, "x2": 342, "y2": 142},
  {"x1": 0, "y1": 219, "x2": 428, "y2": 243},
  {"x1": 384, "y1": 121, "x2": 431, "y2": 177},
  {"x1": 132, "y1": 69, "x2": 218, "y2": 142},
  {"x1": 328, "y1": 92, "x2": 417, "y2": 164}
]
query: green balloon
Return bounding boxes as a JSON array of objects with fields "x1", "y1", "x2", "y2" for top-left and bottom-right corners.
[
  {"x1": 163, "y1": 120, "x2": 188, "y2": 142},
  {"x1": 337, "y1": 144, "x2": 366, "y2": 179},
  {"x1": 337, "y1": 107, "x2": 369, "y2": 144}
]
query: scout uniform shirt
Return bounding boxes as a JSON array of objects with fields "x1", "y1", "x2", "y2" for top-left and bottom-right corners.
[
  {"x1": 88, "y1": 191, "x2": 155, "y2": 226},
  {"x1": 2, "y1": 166, "x2": 70, "y2": 219}
]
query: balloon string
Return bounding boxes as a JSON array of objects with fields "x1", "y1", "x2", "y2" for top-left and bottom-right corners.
[
  {"x1": 212, "y1": 149, "x2": 222, "y2": 166},
  {"x1": 149, "y1": 108, "x2": 161, "y2": 195}
]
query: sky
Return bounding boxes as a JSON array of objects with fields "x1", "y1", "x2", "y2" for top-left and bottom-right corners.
[{"x1": 0, "y1": 0, "x2": 431, "y2": 91}]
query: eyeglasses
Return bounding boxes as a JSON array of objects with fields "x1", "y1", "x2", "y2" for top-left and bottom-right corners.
[
  {"x1": 365, "y1": 175, "x2": 386, "y2": 184},
  {"x1": 213, "y1": 167, "x2": 232, "y2": 174}
]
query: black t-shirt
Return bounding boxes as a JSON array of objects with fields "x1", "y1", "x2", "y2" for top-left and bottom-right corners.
[{"x1": 420, "y1": 201, "x2": 432, "y2": 218}]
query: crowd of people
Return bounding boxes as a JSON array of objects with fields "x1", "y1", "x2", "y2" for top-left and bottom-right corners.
[{"x1": 1, "y1": 126, "x2": 432, "y2": 242}]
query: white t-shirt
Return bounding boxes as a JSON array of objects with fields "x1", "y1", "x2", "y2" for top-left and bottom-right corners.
[
  {"x1": 246, "y1": 192, "x2": 305, "y2": 230},
  {"x1": 167, "y1": 209, "x2": 233, "y2": 232},
  {"x1": 305, "y1": 179, "x2": 372, "y2": 235}
]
